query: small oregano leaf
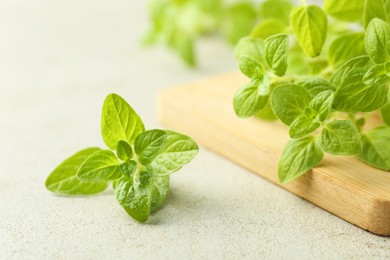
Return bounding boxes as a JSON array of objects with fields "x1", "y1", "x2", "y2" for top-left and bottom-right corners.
[
  {"x1": 45, "y1": 148, "x2": 109, "y2": 195},
  {"x1": 150, "y1": 130, "x2": 199, "y2": 175},
  {"x1": 101, "y1": 94, "x2": 145, "y2": 150},
  {"x1": 233, "y1": 82, "x2": 269, "y2": 118},
  {"x1": 308, "y1": 90, "x2": 334, "y2": 121},
  {"x1": 116, "y1": 140, "x2": 133, "y2": 162},
  {"x1": 278, "y1": 136, "x2": 324, "y2": 183},
  {"x1": 77, "y1": 150, "x2": 122, "y2": 182},
  {"x1": 264, "y1": 34, "x2": 289, "y2": 76},
  {"x1": 134, "y1": 129, "x2": 167, "y2": 166},
  {"x1": 238, "y1": 55, "x2": 264, "y2": 78},
  {"x1": 271, "y1": 84, "x2": 312, "y2": 125},
  {"x1": 234, "y1": 36, "x2": 267, "y2": 65},
  {"x1": 358, "y1": 126, "x2": 390, "y2": 170},
  {"x1": 365, "y1": 18, "x2": 390, "y2": 64},
  {"x1": 120, "y1": 160, "x2": 137, "y2": 178},
  {"x1": 318, "y1": 120, "x2": 361, "y2": 155},
  {"x1": 289, "y1": 108, "x2": 320, "y2": 139},
  {"x1": 290, "y1": 5, "x2": 328, "y2": 57}
]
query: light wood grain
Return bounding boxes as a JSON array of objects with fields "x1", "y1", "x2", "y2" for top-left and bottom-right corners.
[{"x1": 158, "y1": 72, "x2": 390, "y2": 236}]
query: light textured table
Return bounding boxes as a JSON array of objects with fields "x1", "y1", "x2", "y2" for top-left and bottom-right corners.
[{"x1": 0, "y1": 0, "x2": 389, "y2": 259}]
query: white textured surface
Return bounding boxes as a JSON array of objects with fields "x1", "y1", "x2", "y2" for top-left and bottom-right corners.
[{"x1": 0, "y1": 0, "x2": 389, "y2": 259}]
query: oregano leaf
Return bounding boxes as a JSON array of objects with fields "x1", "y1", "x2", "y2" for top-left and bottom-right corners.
[
  {"x1": 319, "y1": 120, "x2": 362, "y2": 155},
  {"x1": 365, "y1": 18, "x2": 390, "y2": 64},
  {"x1": 278, "y1": 136, "x2": 324, "y2": 183},
  {"x1": 77, "y1": 150, "x2": 122, "y2": 182},
  {"x1": 264, "y1": 34, "x2": 289, "y2": 76},
  {"x1": 233, "y1": 81, "x2": 269, "y2": 118},
  {"x1": 271, "y1": 84, "x2": 311, "y2": 125},
  {"x1": 45, "y1": 148, "x2": 109, "y2": 195},
  {"x1": 358, "y1": 126, "x2": 390, "y2": 170},
  {"x1": 101, "y1": 94, "x2": 145, "y2": 150},
  {"x1": 134, "y1": 129, "x2": 167, "y2": 166},
  {"x1": 149, "y1": 130, "x2": 198, "y2": 175},
  {"x1": 290, "y1": 5, "x2": 328, "y2": 57},
  {"x1": 289, "y1": 108, "x2": 320, "y2": 139},
  {"x1": 116, "y1": 140, "x2": 133, "y2": 162}
]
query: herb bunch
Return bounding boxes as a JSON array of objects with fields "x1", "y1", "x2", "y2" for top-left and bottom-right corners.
[
  {"x1": 144, "y1": 0, "x2": 257, "y2": 66},
  {"x1": 45, "y1": 94, "x2": 198, "y2": 222},
  {"x1": 233, "y1": 0, "x2": 390, "y2": 182}
]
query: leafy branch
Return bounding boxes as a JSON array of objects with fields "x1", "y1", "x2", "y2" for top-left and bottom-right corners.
[{"x1": 45, "y1": 94, "x2": 198, "y2": 222}]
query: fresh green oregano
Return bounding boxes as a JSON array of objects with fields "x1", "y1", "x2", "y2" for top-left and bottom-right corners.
[
  {"x1": 46, "y1": 94, "x2": 199, "y2": 222},
  {"x1": 146, "y1": 1, "x2": 390, "y2": 184},
  {"x1": 232, "y1": 1, "x2": 390, "y2": 183}
]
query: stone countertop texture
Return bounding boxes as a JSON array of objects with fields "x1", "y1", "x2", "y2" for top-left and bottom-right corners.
[{"x1": 0, "y1": 0, "x2": 389, "y2": 259}]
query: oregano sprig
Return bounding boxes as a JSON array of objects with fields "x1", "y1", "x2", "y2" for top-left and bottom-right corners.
[
  {"x1": 233, "y1": 0, "x2": 390, "y2": 183},
  {"x1": 45, "y1": 94, "x2": 199, "y2": 222}
]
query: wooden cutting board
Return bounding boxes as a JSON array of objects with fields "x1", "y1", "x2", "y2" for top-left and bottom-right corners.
[{"x1": 158, "y1": 72, "x2": 390, "y2": 236}]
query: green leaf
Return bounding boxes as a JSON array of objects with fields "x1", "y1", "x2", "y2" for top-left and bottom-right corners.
[
  {"x1": 278, "y1": 136, "x2": 324, "y2": 183},
  {"x1": 45, "y1": 148, "x2": 109, "y2": 195},
  {"x1": 290, "y1": 5, "x2": 328, "y2": 57},
  {"x1": 271, "y1": 84, "x2": 311, "y2": 125},
  {"x1": 150, "y1": 130, "x2": 198, "y2": 175},
  {"x1": 365, "y1": 18, "x2": 390, "y2": 64},
  {"x1": 258, "y1": 0, "x2": 293, "y2": 25},
  {"x1": 264, "y1": 34, "x2": 289, "y2": 76},
  {"x1": 120, "y1": 160, "x2": 137, "y2": 179},
  {"x1": 233, "y1": 81, "x2": 269, "y2": 118},
  {"x1": 134, "y1": 129, "x2": 167, "y2": 166},
  {"x1": 330, "y1": 56, "x2": 373, "y2": 87},
  {"x1": 116, "y1": 140, "x2": 133, "y2": 161},
  {"x1": 318, "y1": 120, "x2": 362, "y2": 155},
  {"x1": 328, "y1": 33, "x2": 366, "y2": 68},
  {"x1": 308, "y1": 90, "x2": 334, "y2": 121},
  {"x1": 150, "y1": 175, "x2": 170, "y2": 212},
  {"x1": 237, "y1": 55, "x2": 264, "y2": 78},
  {"x1": 333, "y1": 68, "x2": 389, "y2": 112},
  {"x1": 101, "y1": 94, "x2": 145, "y2": 150},
  {"x1": 250, "y1": 19, "x2": 287, "y2": 39},
  {"x1": 77, "y1": 150, "x2": 122, "y2": 182},
  {"x1": 298, "y1": 77, "x2": 336, "y2": 98},
  {"x1": 222, "y1": 2, "x2": 257, "y2": 45},
  {"x1": 323, "y1": 0, "x2": 364, "y2": 21},
  {"x1": 289, "y1": 108, "x2": 321, "y2": 138},
  {"x1": 115, "y1": 173, "x2": 153, "y2": 222},
  {"x1": 363, "y1": 0, "x2": 390, "y2": 28},
  {"x1": 363, "y1": 63, "x2": 390, "y2": 84},
  {"x1": 234, "y1": 36, "x2": 266, "y2": 65},
  {"x1": 358, "y1": 126, "x2": 390, "y2": 170}
]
